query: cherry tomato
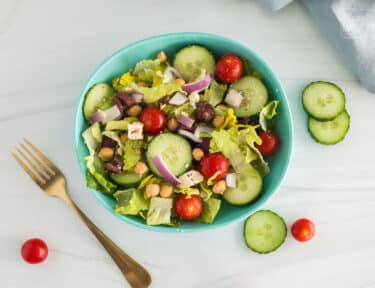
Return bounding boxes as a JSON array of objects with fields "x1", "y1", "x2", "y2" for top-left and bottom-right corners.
[
  {"x1": 139, "y1": 108, "x2": 167, "y2": 135},
  {"x1": 291, "y1": 218, "x2": 315, "y2": 242},
  {"x1": 199, "y1": 152, "x2": 229, "y2": 180},
  {"x1": 175, "y1": 195, "x2": 203, "y2": 221},
  {"x1": 21, "y1": 238, "x2": 48, "y2": 264},
  {"x1": 215, "y1": 54, "x2": 243, "y2": 83},
  {"x1": 256, "y1": 130, "x2": 280, "y2": 156}
]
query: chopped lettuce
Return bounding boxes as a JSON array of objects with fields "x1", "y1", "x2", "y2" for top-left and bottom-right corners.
[
  {"x1": 202, "y1": 80, "x2": 227, "y2": 107},
  {"x1": 210, "y1": 125, "x2": 269, "y2": 175},
  {"x1": 132, "y1": 59, "x2": 166, "y2": 85},
  {"x1": 146, "y1": 197, "x2": 173, "y2": 225},
  {"x1": 86, "y1": 155, "x2": 117, "y2": 194},
  {"x1": 114, "y1": 188, "x2": 149, "y2": 215},
  {"x1": 198, "y1": 198, "x2": 221, "y2": 224},
  {"x1": 199, "y1": 181, "x2": 213, "y2": 201},
  {"x1": 238, "y1": 125, "x2": 270, "y2": 175},
  {"x1": 138, "y1": 82, "x2": 182, "y2": 103},
  {"x1": 138, "y1": 175, "x2": 162, "y2": 189},
  {"x1": 259, "y1": 100, "x2": 279, "y2": 131},
  {"x1": 105, "y1": 117, "x2": 138, "y2": 131},
  {"x1": 123, "y1": 140, "x2": 143, "y2": 171},
  {"x1": 172, "y1": 101, "x2": 195, "y2": 117},
  {"x1": 82, "y1": 122, "x2": 102, "y2": 155}
]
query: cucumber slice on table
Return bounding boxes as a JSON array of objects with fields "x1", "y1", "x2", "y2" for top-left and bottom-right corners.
[
  {"x1": 173, "y1": 45, "x2": 216, "y2": 81},
  {"x1": 83, "y1": 83, "x2": 115, "y2": 120},
  {"x1": 231, "y1": 76, "x2": 269, "y2": 117},
  {"x1": 302, "y1": 81, "x2": 346, "y2": 120},
  {"x1": 308, "y1": 110, "x2": 350, "y2": 145},
  {"x1": 110, "y1": 171, "x2": 146, "y2": 188},
  {"x1": 146, "y1": 133, "x2": 192, "y2": 177},
  {"x1": 244, "y1": 210, "x2": 287, "y2": 254},
  {"x1": 223, "y1": 167, "x2": 262, "y2": 206}
]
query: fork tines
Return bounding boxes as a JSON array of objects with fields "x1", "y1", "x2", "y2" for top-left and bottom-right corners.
[{"x1": 11, "y1": 139, "x2": 58, "y2": 187}]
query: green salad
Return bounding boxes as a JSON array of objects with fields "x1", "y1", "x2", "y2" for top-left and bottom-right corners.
[{"x1": 82, "y1": 45, "x2": 280, "y2": 226}]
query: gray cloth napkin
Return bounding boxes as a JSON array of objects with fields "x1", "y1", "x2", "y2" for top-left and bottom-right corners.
[{"x1": 257, "y1": 0, "x2": 375, "y2": 93}]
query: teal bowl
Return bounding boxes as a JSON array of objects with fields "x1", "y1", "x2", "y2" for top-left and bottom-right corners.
[{"x1": 74, "y1": 32, "x2": 293, "y2": 233}]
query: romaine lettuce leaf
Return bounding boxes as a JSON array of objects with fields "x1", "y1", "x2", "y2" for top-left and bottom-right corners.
[
  {"x1": 210, "y1": 125, "x2": 269, "y2": 175},
  {"x1": 202, "y1": 80, "x2": 227, "y2": 107},
  {"x1": 105, "y1": 117, "x2": 138, "y2": 131},
  {"x1": 86, "y1": 155, "x2": 117, "y2": 194},
  {"x1": 114, "y1": 188, "x2": 149, "y2": 215},
  {"x1": 259, "y1": 100, "x2": 279, "y2": 131},
  {"x1": 146, "y1": 197, "x2": 173, "y2": 225},
  {"x1": 197, "y1": 197, "x2": 221, "y2": 224},
  {"x1": 138, "y1": 82, "x2": 182, "y2": 103},
  {"x1": 123, "y1": 140, "x2": 143, "y2": 171},
  {"x1": 132, "y1": 59, "x2": 166, "y2": 85}
]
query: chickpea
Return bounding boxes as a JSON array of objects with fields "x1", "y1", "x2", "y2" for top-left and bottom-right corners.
[
  {"x1": 212, "y1": 180, "x2": 226, "y2": 194},
  {"x1": 175, "y1": 78, "x2": 186, "y2": 87},
  {"x1": 98, "y1": 147, "x2": 114, "y2": 161},
  {"x1": 145, "y1": 183, "x2": 160, "y2": 198},
  {"x1": 192, "y1": 148, "x2": 204, "y2": 161},
  {"x1": 127, "y1": 104, "x2": 142, "y2": 117},
  {"x1": 167, "y1": 118, "x2": 178, "y2": 131},
  {"x1": 212, "y1": 115, "x2": 225, "y2": 128},
  {"x1": 134, "y1": 161, "x2": 148, "y2": 175},
  {"x1": 160, "y1": 184, "x2": 173, "y2": 198},
  {"x1": 157, "y1": 51, "x2": 167, "y2": 62},
  {"x1": 120, "y1": 133, "x2": 128, "y2": 145}
]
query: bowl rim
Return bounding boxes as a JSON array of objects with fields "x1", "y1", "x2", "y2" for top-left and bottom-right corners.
[{"x1": 74, "y1": 32, "x2": 294, "y2": 233}]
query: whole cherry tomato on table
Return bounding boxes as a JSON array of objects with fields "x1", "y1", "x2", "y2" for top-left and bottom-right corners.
[
  {"x1": 199, "y1": 152, "x2": 229, "y2": 180},
  {"x1": 256, "y1": 130, "x2": 280, "y2": 156},
  {"x1": 139, "y1": 108, "x2": 167, "y2": 135},
  {"x1": 215, "y1": 54, "x2": 243, "y2": 83},
  {"x1": 175, "y1": 195, "x2": 203, "y2": 221},
  {"x1": 291, "y1": 218, "x2": 315, "y2": 242},
  {"x1": 21, "y1": 238, "x2": 48, "y2": 264}
]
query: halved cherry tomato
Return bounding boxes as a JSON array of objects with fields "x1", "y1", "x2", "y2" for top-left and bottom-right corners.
[
  {"x1": 21, "y1": 238, "x2": 48, "y2": 264},
  {"x1": 175, "y1": 195, "x2": 202, "y2": 221},
  {"x1": 215, "y1": 54, "x2": 243, "y2": 83},
  {"x1": 256, "y1": 130, "x2": 280, "y2": 156},
  {"x1": 199, "y1": 152, "x2": 229, "y2": 180},
  {"x1": 291, "y1": 218, "x2": 315, "y2": 242},
  {"x1": 139, "y1": 108, "x2": 167, "y2": 135}
]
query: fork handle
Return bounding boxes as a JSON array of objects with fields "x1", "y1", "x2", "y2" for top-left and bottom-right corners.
[{"x1": 62, "y1": 194, "x2": 152, "y2": 288}]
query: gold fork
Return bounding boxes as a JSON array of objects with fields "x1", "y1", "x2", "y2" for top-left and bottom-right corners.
[{"x1": 12, "y1": 139, "x2": 152, "y2": 288}]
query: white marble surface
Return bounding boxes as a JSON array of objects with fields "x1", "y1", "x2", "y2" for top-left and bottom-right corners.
[{"x1": 1, "y1": 0, "x2": 375, "y2": 287}]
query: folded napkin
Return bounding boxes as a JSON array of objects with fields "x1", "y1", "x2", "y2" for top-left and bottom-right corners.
[{"x1": 258, "y1": 0, "x2": 375, "y2": 93}]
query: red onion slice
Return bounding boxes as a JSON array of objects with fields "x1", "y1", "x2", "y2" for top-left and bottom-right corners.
[
  {"x1": 152, "y1": 155, "x2": 181, "y2": 186},
  {"x1": 90, "y1": 105, "x2": 122, "y2": 124},
  {"x1": 178, "y1": 129, "x2": 202, "y2": 143},
  {"x1": 194, "y1": 125, "x2": 213, "y2": 138},
  {"x1": 183, "y1": 73, "x2": 214, "y2": 94},
  {"x1": 169, "y1": 92, "x2": 188, "y2": 105},
  {"x1": 226, "y1": 173, "x2": 236, "y2": 188},
  {"x1": 177, "y1": 114, "x2": 195, "y2": 129}
]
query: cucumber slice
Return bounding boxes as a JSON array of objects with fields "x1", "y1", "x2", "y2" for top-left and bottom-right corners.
[
  {"x1": 83, "y1": 83, "x2": 115, "y2": 120},
  {"x1": 302, "y1": 81, "x2": 346, "y2": 120},
  {"x1": 223, "y1": 167, "x2": 262, "y2": 206},
  {"x1": 231, "y1": 76, "x2": 269, "y2": 117},
  {"x1": 173, "y1": 45, "x2": 216, "y2": 81},
  {"x1": 110, "y1": 171, "x2": 146, "y2": 188},
  {"x1": 308, "y1": 110, "x2": 350, "y2": 145},
  {"x1": 244, "y1": 210, "x2": 287, "y2": 254},
  {"x1": 146, "y1": 133, "x2": 192, "y2": 177}
]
